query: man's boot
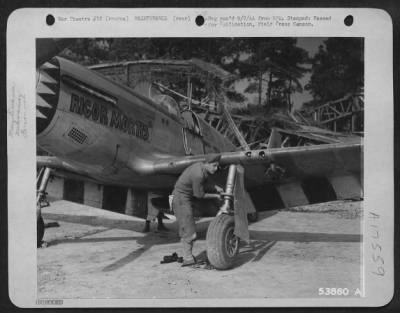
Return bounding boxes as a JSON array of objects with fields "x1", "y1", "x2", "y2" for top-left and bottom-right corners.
[
  {"x1": 157, "y1": 212, "x2": 169, "y2": 232},
  {"x1": 181, "y1": 239, "x2": 196, "y2": 266}
]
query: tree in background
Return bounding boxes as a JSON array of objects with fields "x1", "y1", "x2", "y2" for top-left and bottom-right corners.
[
  {"x1": 60, "y1": 38, "x2": 111, "y2": 65},
  {"x1": 222, "y1": 38, "x2": 309, "y2": 112},
  {"x1": 65, "y1": 38, "x2": 233, "y2": 64},
  {"x1": 305, "y1": 38, "x2": 364, "y2": 105}
]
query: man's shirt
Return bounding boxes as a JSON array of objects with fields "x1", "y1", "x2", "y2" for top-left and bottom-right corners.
[{"x1": 173, "y1": 163, "x2": 209, "y2": 199}]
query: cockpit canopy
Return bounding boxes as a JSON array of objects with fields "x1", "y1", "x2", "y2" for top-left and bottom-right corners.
[
  {"x1": 132, "y1": 80, "x2": 180, "y2": 116},
  {"x1": 90, "y1": 59, "x2": 237, "y2": 118}
]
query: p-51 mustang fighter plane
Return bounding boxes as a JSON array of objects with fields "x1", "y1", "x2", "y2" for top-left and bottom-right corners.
[{"x1": 36, "y1": 39, "x2": 362, "y2": 270}]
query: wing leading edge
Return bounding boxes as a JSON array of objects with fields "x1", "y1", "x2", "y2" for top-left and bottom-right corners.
[{"x1": 145, "y1": 142, "x2": 362, "y2": 180}]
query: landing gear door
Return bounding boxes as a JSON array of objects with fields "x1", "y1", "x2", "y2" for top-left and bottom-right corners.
[
  {"x1": 181, "y1": 110, "x2": 205, "y2": 155},
  {"x1": 233, "y1": 165, "x2": 251, "y2": 243}
]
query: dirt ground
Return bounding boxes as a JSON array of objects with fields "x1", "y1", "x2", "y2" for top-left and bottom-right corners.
[{"x1": 38, "y1": 200, "x2": 363, "y2": 300}]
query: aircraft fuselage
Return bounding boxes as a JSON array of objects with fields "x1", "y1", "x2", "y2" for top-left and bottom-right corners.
[{"x1": 37, "y1": 57, "x2": 236, "y2": 189}]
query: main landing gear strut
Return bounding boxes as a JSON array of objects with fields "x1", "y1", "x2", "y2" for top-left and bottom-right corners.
[
  {"x1": 206, "y1": 164, "x2": 240, "y2": 270},
  {"x1": 37, "y1": 167, "x2": 52, "y2": 247}
]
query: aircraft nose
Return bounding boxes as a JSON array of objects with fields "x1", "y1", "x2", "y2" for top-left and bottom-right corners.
[{"x1": 36, "y1": 58, "x2": 60, "y2": 134}]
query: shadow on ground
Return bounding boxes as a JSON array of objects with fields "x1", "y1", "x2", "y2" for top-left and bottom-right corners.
[
  {"x1": 42, "y1": 209, "x2": 360, "y2": 272},
  {"x1": 249, "y1": 230, "x2": 362, "y2": 243},
  {"x1": 43, "y1": 213, "x2": 150, "y2": 233}
]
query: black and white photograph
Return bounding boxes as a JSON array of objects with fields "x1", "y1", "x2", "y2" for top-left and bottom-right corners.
[
  {"x1": 35, "y1": 36, "x2": 364, "y2": 299},
  {"x1": 7, "y1": 8, "x2": 394, "y2": 307}
]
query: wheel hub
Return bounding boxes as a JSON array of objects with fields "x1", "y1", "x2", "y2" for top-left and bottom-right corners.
[{"x1": 225, "y1": 228, "x2": 239, "y2": 257}]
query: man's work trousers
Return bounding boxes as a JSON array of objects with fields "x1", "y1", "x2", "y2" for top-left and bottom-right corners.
[{"x1": 172, "y1": 192, "x2": 197, "y2": 260}]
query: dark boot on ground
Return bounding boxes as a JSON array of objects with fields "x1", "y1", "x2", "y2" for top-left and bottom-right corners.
[
  {"x1": 157, "y1": 213, "x2": 169, "y2": 232},
  {"x1": 143, "y1": 220, "x2": 150, "y2": 233}
]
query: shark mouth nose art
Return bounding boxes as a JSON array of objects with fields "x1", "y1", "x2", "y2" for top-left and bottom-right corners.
[{"x1": 36, "y1": 57, "x2": 60, "y2": 134}]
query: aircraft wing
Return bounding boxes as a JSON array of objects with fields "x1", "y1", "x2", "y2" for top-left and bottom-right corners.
[
  {"x1": 37, "y1": 156, "x2": 101, "y2": 184},
  {"x1": 38, "y1": 140, "x2": 362, "y2": 206},
  {"x1": 147, "y1": 141, "x2": 363, "y2": 210},
  {"x1": 39, "y1": 140, "x2": 362, "y2": 188},
  {"x1": 149, "y1": 142, "x2": 362, "y2": 180}
]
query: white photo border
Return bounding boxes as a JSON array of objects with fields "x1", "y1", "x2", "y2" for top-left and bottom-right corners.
[{"x1": 7, "y1": 7, "x2": 394, "y2": 307}]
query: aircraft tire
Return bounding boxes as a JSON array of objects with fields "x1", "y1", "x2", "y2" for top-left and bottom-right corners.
[
  {"x1": 206, "y1": 214, "x2": 239, "y2": 270},
  {"x1": 37, "y1": 215, "x2": 44, "y2": 248}
]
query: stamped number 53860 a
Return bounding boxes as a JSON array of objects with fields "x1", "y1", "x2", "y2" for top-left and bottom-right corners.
[{"x1": 318, "y1": 288, "x2": 350, "y2": 296}]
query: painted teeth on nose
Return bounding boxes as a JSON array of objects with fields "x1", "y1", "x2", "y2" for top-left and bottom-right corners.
[
  {"x1": 36, "y1": 110, "x2": 47, "y2": 119},
  {"x1": 36, "y1": 58, "x2": 60, "y2": 133}
]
